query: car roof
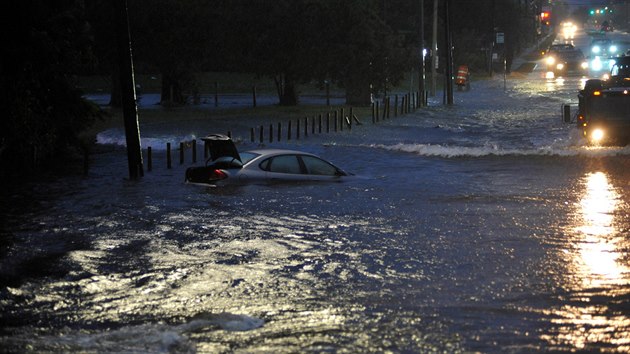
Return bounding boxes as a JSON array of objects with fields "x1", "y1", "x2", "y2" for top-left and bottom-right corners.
[{"x1": 245, "y1": 149, "x2": 319, "y2": 157}]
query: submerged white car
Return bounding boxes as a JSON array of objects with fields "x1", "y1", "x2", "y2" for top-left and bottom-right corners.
[{"x1": 185, "y1": 134, "x2": 350, "y2": 185}]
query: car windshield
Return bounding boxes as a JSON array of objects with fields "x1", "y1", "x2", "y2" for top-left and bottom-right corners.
[
  {"x1": 558, "y1": 50, "x2": 584, "y2": 60},
  {"x1": 550, "y1": 44, "x2": 573, "y2": 52}
]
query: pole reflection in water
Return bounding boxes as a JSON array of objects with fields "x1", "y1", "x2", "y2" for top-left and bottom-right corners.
[{"x1": 544, "y1": 171, "x2": 630, "y2": 351}]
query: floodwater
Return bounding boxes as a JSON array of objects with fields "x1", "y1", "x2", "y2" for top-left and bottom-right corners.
[{"x1": 2, "y1": 70, "x2": 630, "y2": 352}]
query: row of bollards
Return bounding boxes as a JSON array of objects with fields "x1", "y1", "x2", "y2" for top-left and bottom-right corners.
[
  {"x1": 248, "y1": 92, "x2": 425, "y2": 144},
  {"x1": 142, "y1": 91, "x2": 428, "y2": 170}
]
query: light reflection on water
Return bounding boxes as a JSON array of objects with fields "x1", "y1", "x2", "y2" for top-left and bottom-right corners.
[{"x1": 545, "y1": 171, "x2": 630, "y2": 352}]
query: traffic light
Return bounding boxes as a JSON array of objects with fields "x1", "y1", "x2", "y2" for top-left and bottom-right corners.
[
  {"x1": 589, "y1": 9, "x2": 595, "y2": 15},
  {"x1": 541, "y1": 11, "x2": 550, "y2": 25}
]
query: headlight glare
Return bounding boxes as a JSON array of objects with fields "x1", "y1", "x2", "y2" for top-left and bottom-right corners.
[{"x1": 591, "y1": 128, "x2": 605, "y2": 142}]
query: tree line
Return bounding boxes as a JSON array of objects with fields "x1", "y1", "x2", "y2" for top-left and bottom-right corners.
[{"x1": 1, "y1": 0, "x2": 539, "y2": 180}]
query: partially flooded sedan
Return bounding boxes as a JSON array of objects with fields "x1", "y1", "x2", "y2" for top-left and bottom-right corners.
[{"x1": 185, "y1": 134, "x2": 350, "y2": 185}]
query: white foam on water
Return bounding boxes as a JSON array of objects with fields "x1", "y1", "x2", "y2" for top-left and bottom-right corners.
[
  {"x1": 368, "y1": 142, "x2": 630, "y2": 158},
  {"x1": 96, "y1": 128, "x2": 199, "y2": 150}
]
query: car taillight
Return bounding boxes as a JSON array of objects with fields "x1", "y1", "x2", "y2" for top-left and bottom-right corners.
[{"x1": 209, "y1": 169, "x2": 228, "y2": 181}]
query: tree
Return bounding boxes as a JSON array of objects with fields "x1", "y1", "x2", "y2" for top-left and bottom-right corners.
[
  {"x1": 128, "y1": 0, "x2": 211, "y2": 106},
  {"x1": 1, "y1": 0, "x2": 102, "y2": 180}
]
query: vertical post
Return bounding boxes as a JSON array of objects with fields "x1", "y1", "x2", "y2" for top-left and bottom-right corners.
[
  {"x1": 259, "y1": 125, "x2": 264, "y2": 143},
  {"x1": 166, "y1": 143, "x2": 172, "y2": 169},
  {"x1": 326, "y1": 112, "x2": 330, "y2": 132},
  {"x1": 326, "y1": 81, "x2": 330, "y2": 106},
  {"x1": 115, "y1": 0, "x2": 143, "y2": 179},
  {"x1": 318, "y1": 114, "x2": 322, "y2": 133},
  {"x1": 214, "y1": 81, "x2": 219, "y2": 107},
  {"x1": 297, "y1": 119, "x2": 301, "y2": 139},
  {"x1": 147, "y1": 147, "x2": 152, "y2": 172},
  {"x1": 372, "y1": 102, "x2": 376, "y2": 124},
  {"x1": 250, "y1": 127, "x2": 255, "y2": 142},
  {"x1": 179, "y1": 142, "x2": 184, "y2": 165},
  {"x1": 252, "y1": 85, "x2": 257, "y2": 107},
  {"x1": 278, "y1": 122, "x2": 282, "y2": 142},
  {"x1": 340, "y1": 108, "x2": 344, "y2": 131},
  {"x1": 348, "y1": 107, "x2": 353, "y2": 130},
  {"x1": 304, "y1": 117, "x2": 309, "y2": 137},
  {"x1": 334, "y1": 111, "x2": 338, "y2": 132},
  {"x1": 395, "y1": 95, "x2": 399, "y2": 116},
  {"x1": 192, "y1": 139, "x2": 197, "y2": 163},
  {"x1": 269, "y1": 123, "x2": 273, "y2": 142},
  {"x1": 288, "y1": 120, "x2": 292, "y2": 140}
]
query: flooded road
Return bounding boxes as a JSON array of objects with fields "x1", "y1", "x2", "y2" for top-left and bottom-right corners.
[{"x1": 2, "y1": 67, "x2": 630, "y2": 352}]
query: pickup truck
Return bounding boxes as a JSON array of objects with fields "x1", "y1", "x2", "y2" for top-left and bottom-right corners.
[{"x1": 577, "y1": 56, "x2": 630, "y2": 145}]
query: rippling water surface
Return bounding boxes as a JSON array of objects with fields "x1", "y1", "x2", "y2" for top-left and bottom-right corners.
[{"x1": 2, "y1": 74, "x2": 630, "y2": 352}]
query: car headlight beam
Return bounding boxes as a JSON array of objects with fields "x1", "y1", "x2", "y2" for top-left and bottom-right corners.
[{"x1": 591, "y1": 128, "x2": 605, "y2": 143}]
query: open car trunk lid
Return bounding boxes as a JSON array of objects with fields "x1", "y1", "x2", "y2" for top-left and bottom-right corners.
[{"x1": 201, "y1": 134, "x2": 241, "y2": 162}]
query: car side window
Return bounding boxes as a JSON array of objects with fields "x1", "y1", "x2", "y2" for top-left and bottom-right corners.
[
  {"x1": 301, "y1": 155, "x2": 338, "y2": 176},
  {"x1": 611, "y1": 65, "x2": 619, "y2": 76},
  {"x1": 267, "y1": 155, "x2": 302, "y2": 174}
]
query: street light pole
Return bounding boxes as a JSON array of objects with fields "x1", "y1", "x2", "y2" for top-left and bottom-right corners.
[
  {"x1": 115, "y1": 0, "x2": 143, "y2": 180},
  {"x1": 419, "y1": 0, "x2": 426, "y2": 106},
  {"x1": 431, "y1": 0, "x2": 438, "y2": 97},
  {"x1": 444, "y1": 0, "x2": 453, "y2": 105}
]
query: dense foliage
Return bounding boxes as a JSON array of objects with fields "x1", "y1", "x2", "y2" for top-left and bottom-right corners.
[{"x1": 1, "y1": 0, "x2": 102, "y2": 180}]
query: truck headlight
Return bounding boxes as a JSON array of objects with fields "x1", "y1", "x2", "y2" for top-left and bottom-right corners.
[
  {"x1": 546, "y1": 56, "x2": 555, "y2": 65},
  {"x1": 591, "y1": 128, "x2": 605, "y2": 143},
  {"x1": 556, "y1": 63, "x2": 564, "y2": 70},
  {"x1": 592, "y1": 46, "x2": 601, "y2": 54},
  {"x1": 581, "y1": 62, "x2": 589, "y2": 69},
  {"x1": 610, "y1": 45, "x2": 618, "y2": 53}
]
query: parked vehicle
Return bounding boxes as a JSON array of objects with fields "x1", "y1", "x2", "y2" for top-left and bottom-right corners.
[
  {"x1": 576, "y1": 56, "x2": 630, "y2": 145},
  {"x1": 185, "y1": 134, "x2": 350, "y2": 185}
]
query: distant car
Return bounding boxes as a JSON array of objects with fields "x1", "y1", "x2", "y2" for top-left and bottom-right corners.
[
  {"x1": 185, "y1": 134, "x2": 350, "y2": 185},
  {"x1": 548, "y1": 43, "x2": 574, "y2": 53},
  {"x1": 591, "y1": 38, "x2": 618, "y2": 56},
  {"x1": 545, "y1": 48, "x2": 588, "y2": 76}
]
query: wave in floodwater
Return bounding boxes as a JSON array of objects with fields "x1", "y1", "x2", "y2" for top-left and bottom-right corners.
[
  {"x1": 96, "y1": 129, "x2": 200, "y2": 150},
  {"x1": 3, "y1": 313, "x2": 264, "y2": 353},
  {"x1": 370, "y1": 142, "x2": 630, "y2": 158}
]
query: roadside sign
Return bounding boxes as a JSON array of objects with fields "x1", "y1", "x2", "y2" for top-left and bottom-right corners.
[{"x1": 496, "y1": 32, "x2": 505, "y2": 44}]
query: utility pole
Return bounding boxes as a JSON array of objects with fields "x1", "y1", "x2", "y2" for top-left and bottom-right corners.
[
  {"x1": 444, "y1": 0, "x2": 453, "y2": 105},
  {"x1": 431, "y1": 0, "x2": 438, "y2": 97},
  {"x1": 115, "y1": 0, "x2": 143, "y2": 180},
  {"x1": 419, "y1": 0, "x2": 426, "y2": 106}
]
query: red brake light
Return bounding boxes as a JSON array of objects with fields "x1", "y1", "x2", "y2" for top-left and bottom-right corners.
[{"x1": 209, "y1": 169, "x2": 228, "y2": 181}]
